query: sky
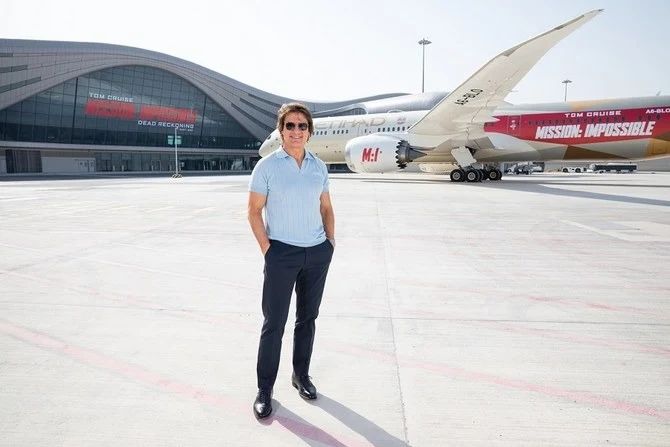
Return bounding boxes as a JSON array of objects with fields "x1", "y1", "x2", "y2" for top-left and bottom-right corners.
[{"x1": 2, "y1": 0, "x2": 669, "y2": 104}]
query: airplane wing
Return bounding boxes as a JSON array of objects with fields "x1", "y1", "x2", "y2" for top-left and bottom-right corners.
[{"x1": 407, "y1": 9, "x2": 603, "y2": 148}]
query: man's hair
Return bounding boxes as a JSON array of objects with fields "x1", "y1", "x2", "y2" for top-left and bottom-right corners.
[{"x1": 276, "y1": 102, "x2": 314, "y2": 136}]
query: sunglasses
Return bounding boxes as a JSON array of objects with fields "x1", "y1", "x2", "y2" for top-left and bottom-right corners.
[{"x1": 284, "y1": 122, "x2": 309, "y2": 131}]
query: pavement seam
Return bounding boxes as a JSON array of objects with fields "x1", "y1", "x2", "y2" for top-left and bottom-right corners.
[{"x1": 376, "y1": 197, "x2": 412, "y2": 447}]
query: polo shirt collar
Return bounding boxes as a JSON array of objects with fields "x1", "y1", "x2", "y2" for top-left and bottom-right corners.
[{"x1": 276, "y1": 147, "x2": 314, "y2": 160}]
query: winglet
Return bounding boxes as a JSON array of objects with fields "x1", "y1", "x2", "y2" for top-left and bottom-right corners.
[{"x1": 501, "y1": 9, "x2": 603, "y2": 58}]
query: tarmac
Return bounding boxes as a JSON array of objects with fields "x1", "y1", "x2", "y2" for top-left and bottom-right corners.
[{"x1": 0, "y1": 171, "x2": 669, "y2": 446}]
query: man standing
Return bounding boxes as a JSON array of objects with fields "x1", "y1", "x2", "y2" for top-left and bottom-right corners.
[{"x1": 248, "y1": 103, "x2": 335, "y2": 419}]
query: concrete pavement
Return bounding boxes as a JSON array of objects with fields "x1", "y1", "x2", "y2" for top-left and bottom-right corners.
[{"x1": 1, "y1": 172, "x2": 669, "y2": 446}]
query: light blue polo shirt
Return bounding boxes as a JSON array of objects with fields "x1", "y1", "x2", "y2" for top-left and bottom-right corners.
[{"x1": 249, "y1": 147, "x2": 330, "y2": 247}]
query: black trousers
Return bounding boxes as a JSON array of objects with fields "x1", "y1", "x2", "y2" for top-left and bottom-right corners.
[{"x1": 256, "y1": 239, "x2": 333, "y2": 390}]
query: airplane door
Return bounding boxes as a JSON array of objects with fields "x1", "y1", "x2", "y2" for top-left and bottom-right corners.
[{"x1": 507, "y1": 116, "x2": 522, "y2": 136}]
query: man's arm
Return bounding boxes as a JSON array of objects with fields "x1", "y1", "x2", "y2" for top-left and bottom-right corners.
[
  {"x1": 320, "y1": 191, "x2": 335, "y2": 246},
  {"x1": 248, "y1": 191, "x2": 271, "y2": 255}
]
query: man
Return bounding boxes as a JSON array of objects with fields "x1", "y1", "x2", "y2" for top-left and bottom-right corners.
[{"x1": 248, "y1": 102, "x2": 335, "y2": 420}]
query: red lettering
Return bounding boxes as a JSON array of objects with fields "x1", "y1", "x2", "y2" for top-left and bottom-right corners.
[
  {"x1": 84, "y1": 99, "x2": 135, "y2": 120},
  {"x1": 362, "y1": 147, "x2": 373, "y2": 162},
  {"x1": 139, "y1": 105, "x2": 197, "y2": 124},
  {"x1": 362, "y1": 147, "x2": 381, "y2": 162}
]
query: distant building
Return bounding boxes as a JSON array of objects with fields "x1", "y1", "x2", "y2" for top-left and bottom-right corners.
[{"x1": 1, "y1": 39, "x2": 442, "y2": 175}]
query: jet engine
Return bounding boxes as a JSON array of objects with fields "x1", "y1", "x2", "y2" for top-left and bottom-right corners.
[{"x1": 344, "y1": 135, "x2": 427, "y2": 173}]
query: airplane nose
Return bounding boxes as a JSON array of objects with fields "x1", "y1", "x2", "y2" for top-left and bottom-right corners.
[{"x1": 259, "y1": 136, "x2": 278, "y2": 157}]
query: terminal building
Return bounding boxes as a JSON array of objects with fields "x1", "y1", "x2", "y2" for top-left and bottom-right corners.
[{"x1": 0, "y1": 39, "x2": 444, "y2": 175}]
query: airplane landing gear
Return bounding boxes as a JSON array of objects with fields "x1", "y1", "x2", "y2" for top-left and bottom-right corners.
[
  {"x1": 487, "y1": 168, "x2": 503, "y2": 181},
  {"x1": 465, "y1": 169, "x2": 481, "y2": 182},
  {"x1": 450, "y1": 168, "x2": 466, "y2": 182},
  {"x1": 449, "y1": 166, "x2": 503, "y2": 182}
]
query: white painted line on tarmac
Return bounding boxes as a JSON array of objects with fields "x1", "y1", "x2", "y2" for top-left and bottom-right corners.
[
  {"x1": 146, "y1": 206, "x2": 174, "y2": 213},
  {"x1": 563, "y1": 220, "x2": 670, "y2": 242},
  {"x1": 105, "y1": 205, "x2": 136, "y2": 211},
  {"x1": 0, "y1": 196, "x2": 41, "y2": 201},
  {"x1": 77, "y1": 256, "x2": 257, "y2": 290}
]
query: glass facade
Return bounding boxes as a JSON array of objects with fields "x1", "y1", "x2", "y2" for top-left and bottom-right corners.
[
  {"x1": 0, "y1": 65, "x2": 261, "y2": 161},
  {"x1": 93, "y1": 150, "x2": 254, "y2": 173}
]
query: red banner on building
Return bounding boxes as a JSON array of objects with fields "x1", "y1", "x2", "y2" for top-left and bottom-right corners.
[
  {"x1": 139, "y1": 105, "x2": 197, "y2": 125},
  {"x1": 84, "y1": 99, "x2": 136, "y2": 120}
]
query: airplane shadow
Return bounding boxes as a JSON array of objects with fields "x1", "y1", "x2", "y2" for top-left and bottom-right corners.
[
  {"x1": 340, "y1": 174, "x2": 670, "y2": 207},
  {"x1": 266, "y1": 395, "x2": 409, "y2": 447},
  {"x1": 477, "y1": 178, "x2": 670, "y2": 207}
]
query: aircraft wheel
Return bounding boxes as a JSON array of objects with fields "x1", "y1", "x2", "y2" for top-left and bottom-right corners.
[
  {"x1": 466, "y1": 170, "x2": 479, "y2": 182},
  {"x1": 488, "y1": 169, "x2": 500, "y2": 181},
  {"x1": 450, "y1": 169, "x2": 465, "y2": 182}
]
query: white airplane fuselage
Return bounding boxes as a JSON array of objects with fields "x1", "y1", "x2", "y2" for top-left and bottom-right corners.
[
  {"x1": 259, "y1": 97, "x2": 670, "y2": 167},
  {"x1": 260, "y1": 110, "x2": 426, "y2": 163}
]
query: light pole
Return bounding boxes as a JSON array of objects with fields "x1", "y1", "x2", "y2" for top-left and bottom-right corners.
[
  {"x1": 418, "y1": 38, "x2": 432, "y2": 93},
  {"x1": 172, "y1": 126, "x2": 181, "y2": 178},
  {"x1": 562, "y1": 79, "x2": 572, "y2": 102}
]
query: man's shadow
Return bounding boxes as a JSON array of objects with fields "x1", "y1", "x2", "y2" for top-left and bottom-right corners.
[{"x1": 264, "y1": 395, "x2": 409, "y2": 447}]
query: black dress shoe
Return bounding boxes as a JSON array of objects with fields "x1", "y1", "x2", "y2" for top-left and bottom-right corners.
[
  {"x1": 253, "y1": 388, "x2": 273, "y2": 419},
  {"x1": 292, "y1": 373, "x2": 317, "y2": 400}
]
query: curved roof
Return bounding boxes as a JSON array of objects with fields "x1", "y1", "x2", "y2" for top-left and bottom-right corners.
[
  {"x1": 0, "y1": 39, "x2": 408, "y2": 140},
  {"x1": 314, "y1": 91, "x2": 448, "y2": 117}
]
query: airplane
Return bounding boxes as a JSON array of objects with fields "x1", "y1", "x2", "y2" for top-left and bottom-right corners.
[{"x1": 259, "y1": 9, "x2": 670, "y2": 182}]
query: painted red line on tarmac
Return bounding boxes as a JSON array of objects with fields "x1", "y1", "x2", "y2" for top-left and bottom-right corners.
[
  {"x1": 49, "y1": 293, "x2": 670, "y2": 422},
  {"x1": 520, "y1": 294, "x2": 658, "y2": 317},
  {"x1": 6, "y1": 269, "x2": 668, "y2": 425},
  {"x1": 335, "y1": 344, "x2": 670, "y2": 422},
  {"x1": 474, "y1": 321, "x2": 670, "y2": 359},
  {"x1": 0, "y1": 319, "x2": 366, "y2": 447}
]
